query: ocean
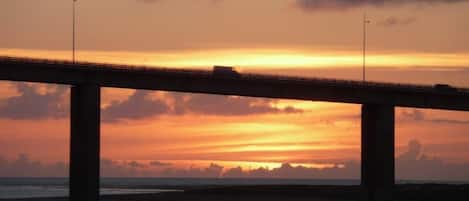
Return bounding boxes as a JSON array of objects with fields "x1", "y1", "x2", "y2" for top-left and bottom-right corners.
[
  {"x1": 0, "y1": 178, "x2": 359, "y2": 199},
  {"x1": 0, "y1": 178, "x2": 467, "y2": 199}
]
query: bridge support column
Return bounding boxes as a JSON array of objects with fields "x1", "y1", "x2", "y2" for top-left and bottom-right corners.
[
  {"x1": 361, "y1": 104, "x2": 395, "y2": 201},
  {"x1": 70, "y1": 84, "x2": 100, "y2": 201}
]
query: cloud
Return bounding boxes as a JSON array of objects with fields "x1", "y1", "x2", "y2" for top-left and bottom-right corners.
[
  {"x1": 400, "y1": 109, "x2": 469, "y2": 125},
  {"x1": 128, "y1": 161, "x2": 147, "y2": 168},
  {"x1": 211, "y1": 0, "x2": 224, "y2": 5},
  {"x1": 0, "y1": 83, "x2": 302, "y2": 121},
  {"x1": 162, "y1": 163, "x2": 224, "y2": 178},
  {"x1": 244, "y1": 167, "x2": 273, "y2": 178},
  {"x1": 2, "y1": 140, "x2": 469, "y2": 180},
  {"x1": 0, "y1": 155, "x2": 150, "y2": 178},
  {"x1": 401, "y1": 109, "x2": 425, "y2": 121},
  {"x1": 0, "y1": 154, "x2": 67, "y2": 177},
  {"x1": 102, "y1": 90, "x2": 170, "y2": 122},
  {"x1": 180, "y1": 94, "x2": 303, "y2": 116},
  {"x1": 223, "y1": 166, "x2": 245, "y2": 178},
  {"x1": 150, "y1": 160, "x2": 172, "y2": 167},
  {"x1": 101, "y1": 159, "x2": 172, "y2": 177},
  {"x1": 295, "y1": 0, "x2": 469, "y2": 11},
  {"x1": 216, "y1": 161, "x2": 361, "y2": 179},
  {"x1": 102, "y1": 91, "x2": 303, "y2": 122},
  {"x1": 101, "y1": 158, "x2": 141, "y2": 177},
  {"x1": 427, "y1": 118, "x2": 469, "y2": 125},
  {"x1": 377, "y1": 16, "x2": 417, "y2": 27},
  {"x1": 0, "y1": 83, "x2": 68, "y2": 120},
  {"x1": 396, "y1": 140, "x2": 469, "y2": 180},
  {"x1": 398, "y1": 140, "x2": 423, "y2": 162},
  {"x1": 136, "y1": 0, "x2": 160, "y2": 3},
  {"x1": 219, "y1": 141, "x2": 469, "y2": 181},
  {"x1": 318, "y1": 113, "x2": 361, "y2": 126},
  {"x1": 136, "y1": 0, "x2": 222, "y2": 4}
]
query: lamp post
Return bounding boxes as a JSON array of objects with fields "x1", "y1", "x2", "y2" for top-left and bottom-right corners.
[
  {"x1": 73, "y1": 0, "x2": 77, "y2": 63},
  {"x1": 362, "y1": 13, "x2": 371, "y2": 82}
]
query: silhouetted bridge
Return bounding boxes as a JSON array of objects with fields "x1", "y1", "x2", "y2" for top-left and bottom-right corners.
[{"x1": 1, "y1": 57, "x2": 469, "y2": 201}]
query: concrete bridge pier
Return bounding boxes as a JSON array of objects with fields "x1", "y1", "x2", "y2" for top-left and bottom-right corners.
[
  {"x1": 70, "y1": 84, "x2": 101, "y2": 201},
  {"x1": 361, "y1": 104, "x2": 395, "y2": 201}
]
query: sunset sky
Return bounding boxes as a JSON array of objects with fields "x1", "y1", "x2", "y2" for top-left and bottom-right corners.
[{"x1": 1, "y1": 0, "x2": 469, "y2": 180}]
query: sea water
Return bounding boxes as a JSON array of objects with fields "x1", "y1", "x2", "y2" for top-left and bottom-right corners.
[
  {"x1": 0, "y1": 178, "x2": 359, "y2": 199},
  {"x1": 1, "y1": 178, "x2": 466, "y2": 199}
]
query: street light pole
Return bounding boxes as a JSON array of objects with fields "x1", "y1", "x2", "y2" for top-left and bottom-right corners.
[
  {"x1": 362, "y1": 13, "x2": 370, "y2": 82},
  {"x1": 73, "y1": 0, "x2": 76, "y2": 63}
]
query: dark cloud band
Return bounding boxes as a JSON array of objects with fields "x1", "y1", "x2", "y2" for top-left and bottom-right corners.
[
  {"x1": 296, "y1": 0, "x2": 469, "y2": 11},
  {"x1": 0, "y1": 83, "x2": 68, "y2": 120},
  {"x1": 0, "y1": 83, "x2": 302, "y2": 122},
  {"x1": 2, "y1": 140, "x2": 469, "y2": 180}
]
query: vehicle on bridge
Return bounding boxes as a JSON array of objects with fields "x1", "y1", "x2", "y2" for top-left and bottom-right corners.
[
  {"x1": 434, "y1": 84, "x2": 458, "y2": 92},
  {"x1": 213, "y1": 65, "x2": 240, "y2": 78}
]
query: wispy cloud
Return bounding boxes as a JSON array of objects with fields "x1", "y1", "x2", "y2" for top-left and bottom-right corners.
[
  {"x1": 400, "y1": 109, "x2": 469, "y2": 125},
  {"x1": 136, "y1": 0, "x2": 222, "y2": 5},
  {"x1": 295, "y1": 0, "x2": 469, "y2": 11},
  {"x1": 377, "y1": 16, "x2": 417, "y2": 27},
  {"x1": 136, "y1": 0, "x2": 160, "y2": 4}
]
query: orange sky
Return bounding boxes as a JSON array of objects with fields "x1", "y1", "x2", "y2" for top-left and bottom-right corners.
[
  {"x1": 1, "y1": 0, "x2": 469, "y2": 180},
  {"x1": 1, "y1": 84, "x2": 468, "y2": 179}
]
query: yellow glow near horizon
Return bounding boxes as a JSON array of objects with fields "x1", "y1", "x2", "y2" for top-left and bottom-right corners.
[
  {"x1": 216, "y1": 144, "x2": 358, "y2": 153},
  {"x1": 216, "y1": 122, "x2": 301, "y2": 134},
  {"x1": 1, "y1": 48, "x2": 468, "y2": 69}
]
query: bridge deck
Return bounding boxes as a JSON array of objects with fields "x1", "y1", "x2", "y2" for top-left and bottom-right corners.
[{"x1": 1, "y1": 56, "x2": 469, "y2": 111}]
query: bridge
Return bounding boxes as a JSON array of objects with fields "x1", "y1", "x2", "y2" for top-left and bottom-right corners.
[{"x1": 1, "y1": 57, "x2": 469, "y2": 201}]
